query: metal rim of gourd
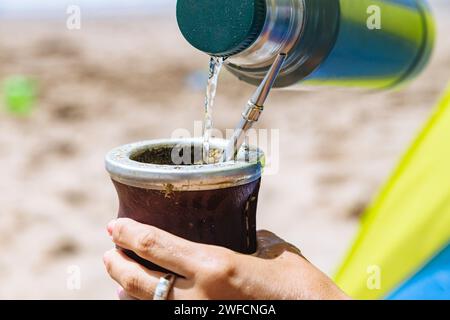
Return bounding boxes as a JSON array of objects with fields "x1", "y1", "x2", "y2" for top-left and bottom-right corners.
[{"x1": 105, "y1": 138, "x2": 265, "y2": 191}]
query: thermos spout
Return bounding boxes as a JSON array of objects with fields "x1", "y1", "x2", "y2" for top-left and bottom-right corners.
[{"x1": 224, "y1": 53, "x2": 287, "y2": 162}]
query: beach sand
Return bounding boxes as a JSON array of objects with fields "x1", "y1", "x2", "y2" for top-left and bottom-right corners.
[{"x1": 0, "y1": 12, "x2": 449, "y2": 299}]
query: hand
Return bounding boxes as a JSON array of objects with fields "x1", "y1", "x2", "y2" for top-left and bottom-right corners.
[{"x1": 103, "y1": 218, "x2": 349, "y2": 300}]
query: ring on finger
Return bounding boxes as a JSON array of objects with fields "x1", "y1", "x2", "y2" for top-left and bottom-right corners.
[{"x1": 153, "y1": 273, "x2": 176, "y2": 300}]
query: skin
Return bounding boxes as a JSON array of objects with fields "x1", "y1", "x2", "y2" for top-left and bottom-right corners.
[{"x1": 103, "y1": 218, "x2": 350, "y2": 300}]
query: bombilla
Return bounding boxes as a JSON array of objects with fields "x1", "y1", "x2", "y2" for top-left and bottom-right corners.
[{"x1": 223, "y1": 53, "x2": 287, "y2": 162}]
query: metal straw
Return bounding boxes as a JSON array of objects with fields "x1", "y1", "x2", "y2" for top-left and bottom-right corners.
[{"x1": 223, "y1": 53, "x2": 287, "y2": 162}]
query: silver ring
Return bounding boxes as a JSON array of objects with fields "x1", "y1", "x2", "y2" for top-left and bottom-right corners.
[{"x1": 153, "y1": 274, "x2": 176, "y2": 300}]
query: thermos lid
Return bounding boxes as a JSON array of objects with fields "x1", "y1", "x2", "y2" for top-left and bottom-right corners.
[{"x1": 176, "y1": 0, "x2": 267, "y2": 57}]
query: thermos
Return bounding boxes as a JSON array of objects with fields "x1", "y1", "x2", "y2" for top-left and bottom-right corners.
[{"x1": 177, "y1": 0, "x2": 435, "y2": 89}]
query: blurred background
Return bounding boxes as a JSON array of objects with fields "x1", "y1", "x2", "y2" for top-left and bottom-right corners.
[{"x1": 0, "y1": 0, "x2": 448, "y2": 299}]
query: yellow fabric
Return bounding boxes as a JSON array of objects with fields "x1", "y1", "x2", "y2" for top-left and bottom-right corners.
[{"x1": 334, "y1": 83, "x2": 450, "y2": 299}]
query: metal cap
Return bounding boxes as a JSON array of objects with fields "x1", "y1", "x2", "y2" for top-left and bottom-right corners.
[{"x1": 176, "y1": 0, "x2": 267, "y2": 57}]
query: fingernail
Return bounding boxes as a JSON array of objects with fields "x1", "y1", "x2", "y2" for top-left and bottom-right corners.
[
  {"x1": 103, "y1": 251, "x2": 110, "y2": 264},
  {"x1": 103, "y1": 248, "x2": 116, "y2": 263},
  {"x1": 117, "y1": 286, "x2": 137, "y2": 300},
  {"x1": 107, "y1": 220, "x2": 116, "y2": 236}
]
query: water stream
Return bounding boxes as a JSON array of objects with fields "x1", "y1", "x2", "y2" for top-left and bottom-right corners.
[{"x1": 202, "y1": 56, "x2": 224, "y2": 164}]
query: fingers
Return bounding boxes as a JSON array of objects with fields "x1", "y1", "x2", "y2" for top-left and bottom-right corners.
[
  {"x1": 256, "y1": 230, "x2": 304, "y2": 259},
  {"x1": 117, "y1": 287, "x2": 138, "y2": 300},
  {"x1": 103, "y1": 249, "x2": 164, "y2": 300},
  {"x1": 109, "y1": 218, "x2": 200, "y2": 277},
  {"x1": 256, "y1": 230, "x2": 286, "y2": 248}
]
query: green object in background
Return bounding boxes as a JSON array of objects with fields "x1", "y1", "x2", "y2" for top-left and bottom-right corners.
[{"x1": 3, "y1": 76, "x2": 37, "y2": 116}]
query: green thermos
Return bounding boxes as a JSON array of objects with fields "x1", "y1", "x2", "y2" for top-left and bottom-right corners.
[{"x1": 177, "y1": 0, "x2": 435, "y2": 89}]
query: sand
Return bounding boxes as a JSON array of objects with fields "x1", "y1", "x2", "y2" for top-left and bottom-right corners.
[{"x1": 0, "y1": 10, "x2": 449, "y2": 299}]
